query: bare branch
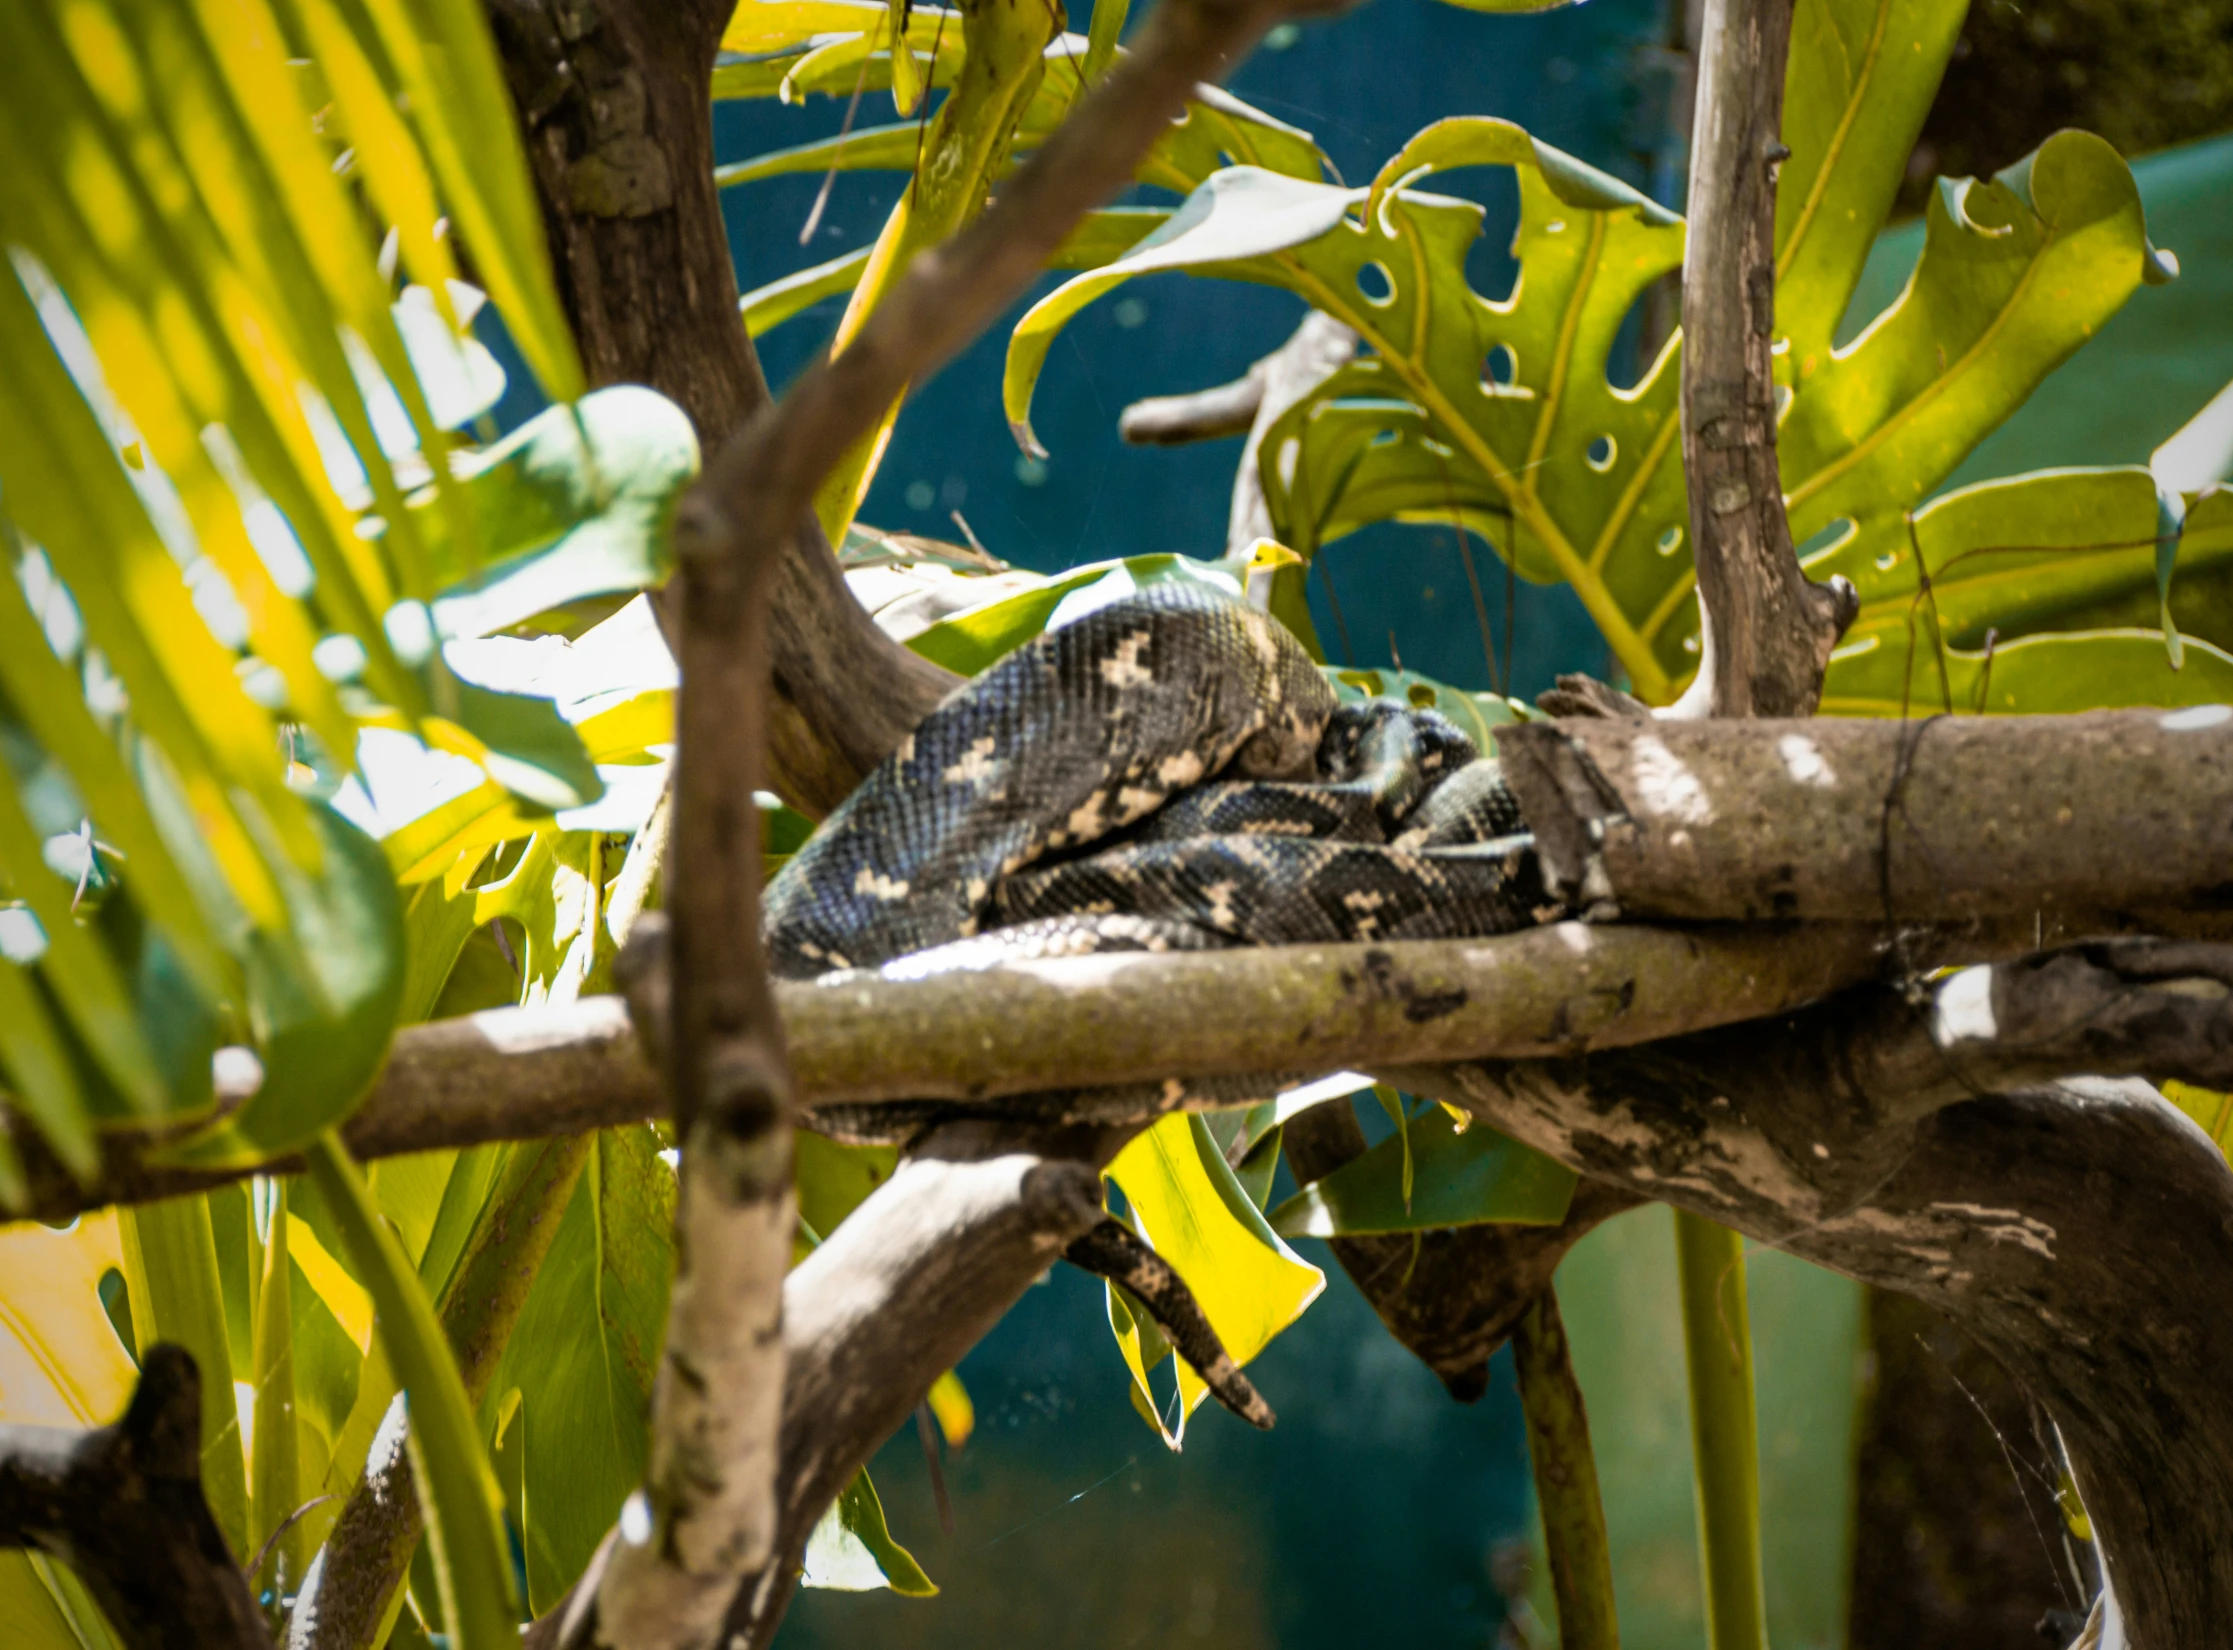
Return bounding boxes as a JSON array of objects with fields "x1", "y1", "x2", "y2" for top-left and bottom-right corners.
[
  {"x1": 531, "y1": 1119, "x2": 1118, "y2": 1650},
  {"x1": 1065, "y1": 1218, "x2": 1274, "y2": 1427},
  {"x1": 1669, "y1": 0, "x2": 1853, "y2": 718},
  {"x1": 1117, "y1": 310, "x2": 1359, "y2": 553},
  {"x1": 0, "y1": 1345, "x2": 271, "y2": 1650},
  {"x1": 1500, "y1": 708, "x2": 2233, "y2": 923}
]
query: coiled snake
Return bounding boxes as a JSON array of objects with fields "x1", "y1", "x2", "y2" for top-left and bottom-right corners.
[{"x1": 763, "y1": 581, "x2": 1560, "y2": 1423}]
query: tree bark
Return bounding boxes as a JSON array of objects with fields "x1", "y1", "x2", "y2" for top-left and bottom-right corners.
[
  {"x1": 1668, "y1": 0, "x2": 1853, "y2": 718},
  {"x1": 486, "y1": 0, "x2": 958, "y2": 819},
  {"x1": 1499, "y1": 708, "x2": 2233, "y2": 925}
]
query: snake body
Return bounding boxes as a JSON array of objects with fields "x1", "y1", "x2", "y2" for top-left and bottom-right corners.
[{"x1": 764, "y1": 582, "x2": 1559, "y2": 1129}]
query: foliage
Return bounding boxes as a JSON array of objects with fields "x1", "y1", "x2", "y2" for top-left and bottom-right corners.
[{"x1": 1006, "y1": 0, "x2": 2230, "y2": 719}]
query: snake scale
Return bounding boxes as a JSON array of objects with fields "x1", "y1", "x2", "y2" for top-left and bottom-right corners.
[{"x1": 762, "y1": 581, "x2": 1561, "y2": 1426}]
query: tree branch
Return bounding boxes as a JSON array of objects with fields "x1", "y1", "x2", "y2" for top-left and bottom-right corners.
[
  {"x1": 487, "y1": 0, "x2": 959, "y2": 819},
  {"x1": 0, "y1": 1345, "x2": 271, "y2": 1650},
  {"x1": 1668, "y1": 0, "x2": 1852, "y2": 718},
  {"x1": 1499, "y1": 708, "x2": 2233, "y2": 923},
  {"x1": 530, "y1": 1118, "x2": 1119, "y2": 1650},
  {"x1": 1117, "y1": 310, "x2": 1358, "y2": 553},
  {"x1": 25, "y1": 904, "x2": 2233, "y2": 1223},
  {"x1": 1390, "y1": 959, "x2": 2233, "y2": 1642}
]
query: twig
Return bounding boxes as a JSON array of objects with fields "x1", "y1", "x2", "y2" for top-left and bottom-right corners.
[{"x1": 1065, "y1": 1217, "x2": 1275, "y2": 1426}]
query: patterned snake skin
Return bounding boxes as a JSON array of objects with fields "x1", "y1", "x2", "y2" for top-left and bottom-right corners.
[{"x1": 763, "y1": 582, "x2": 1560, "y2": 1138}]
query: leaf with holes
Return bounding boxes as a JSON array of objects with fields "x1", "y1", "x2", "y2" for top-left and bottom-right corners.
[{"x1": 1017, "y1": 0, "x2": 2175, "y2": 709}]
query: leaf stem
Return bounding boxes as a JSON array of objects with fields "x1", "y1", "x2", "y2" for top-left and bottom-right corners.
[{"x1": 1673, "y1": 1208, "x2": 1768, "y2": 1650}]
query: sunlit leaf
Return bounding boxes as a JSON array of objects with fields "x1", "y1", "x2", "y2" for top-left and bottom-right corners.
[
  {"x1": 1103, "y1": 1112, "x2": 1324, "y2": 1449},
  {"x1": 801, "y1": 1466, "x2": 937, "y2": 1596}
]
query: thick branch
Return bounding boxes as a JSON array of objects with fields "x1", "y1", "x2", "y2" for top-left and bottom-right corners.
[
  {"x1": 1390, "y1": 960, "x2": 2233, "y2": 1642},
  {"x1": 1671, "y1": 0, "x2": 1852, "y2": 717},
  {"x1": 1501, "y1": 708, "x2": 2233, "y2": 923},
  {"x1": 532, "y1": 1119, "x2": 1119, "y2": 1650},
  {"x1": 28, "y1": 909, "x2": 2233, "y2": 1222},
  {"x1": 487, "y1": 0, "x2": 958, "y2": 819},
  {"x1": 0, "y1": 1346, "x2": 270, "y2": 1650}
]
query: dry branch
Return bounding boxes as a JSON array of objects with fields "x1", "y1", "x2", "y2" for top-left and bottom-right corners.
[
  {"x1": 0, "y1": 1345, "x2": 270, "y2": 1650},
  {"x1": 1669, "y1": 0, "x2": 1852, "y2": 718},
  {"x1": 530, "y1": 1119, "x2": 1119, "y2": 1650},
  {"x1": 1500, "y1": 708, "x2": 2233, "y2": 924},
  {"x1": 1117, "y1": 310, "x2": 1359, "y2": 552}
]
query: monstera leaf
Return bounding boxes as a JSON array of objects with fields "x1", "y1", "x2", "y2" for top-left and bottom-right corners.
[{"x1": 1003, "y1": 0, "x2": 2182, "y2": 712}]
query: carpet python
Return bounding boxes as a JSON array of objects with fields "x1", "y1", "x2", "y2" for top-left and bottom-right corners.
[{"x1": 764, "y1": 581, "x2": 1561, "y2": 1141}]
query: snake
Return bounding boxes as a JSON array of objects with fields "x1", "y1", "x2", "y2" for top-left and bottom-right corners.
[
  {"x1": 761, "y1": 580, "x2": 1561, "y2": 1425},
  {"x1": 764, "y1": 580, "x2": 1560, "y2": 1136}
]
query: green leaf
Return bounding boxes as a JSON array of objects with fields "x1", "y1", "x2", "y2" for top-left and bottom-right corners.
[
  {"x1": 307, "y1": 1132, "x2": 520, "y2": 1650},
  {"x1": 487, "y1": 1126, "x2": 674, "y2": 1614},
  {"x1": 1775, "y1": 0, "x2": 1968, "y2": 367},
  {"x1": 902, "y1": 552, "x2": 1251, "y2": 677},
  {"x1": 1029, "y1": 0, "x2": 2170, "y2": 709},
  {"x1": 162, "y1": 804, "x2": 406, "y2": 1166},
  {"x1": 1268, "y1": 1103, "x2": 1576, "y2": 1236},
  {"x1": 795, "y1": 1132, "x2": 898, "y2": 1242},
  {"x1": 1005, "y1": 167, "x2": 1361, "y2": 458},
  {"x1": 1823, "y1": 625, "x2": 2233, "y2": 717},
  {"x1": 801, "y1": 1467, "x2": 937, "y2": 1596},
  {"x1": 1102, "y1": 1113, "x2": 1324, "y2": 1448},
  {"x1": 118, "y1": 1194, "x2": 249, "y2": 1559},
  {"x1": 421, "y1": 388, "x2": 700, "y2": 642}
]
